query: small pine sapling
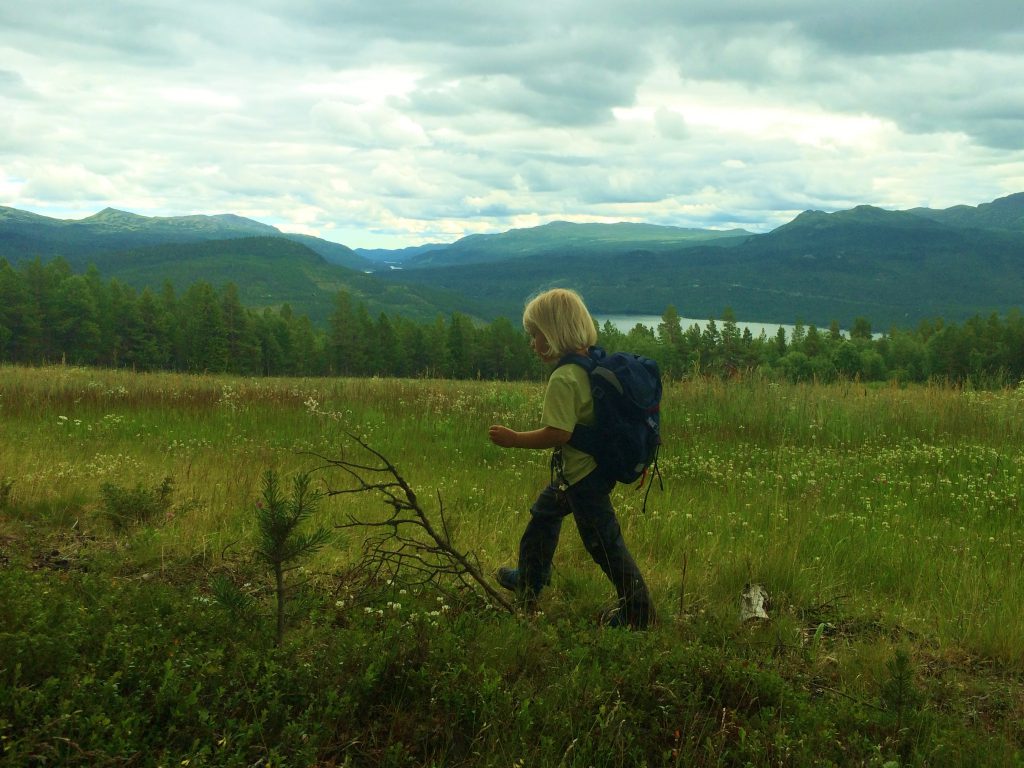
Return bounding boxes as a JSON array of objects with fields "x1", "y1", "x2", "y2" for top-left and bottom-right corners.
[
  {"x1": 880, "y1": 648, "x2": 924, "y2": 728},
  {"x1": 0, "y1": 476, "x2": 13, "y2": 510},
  {"x1": 253, "y1": 470, "x2": 330, "y2": 645}
]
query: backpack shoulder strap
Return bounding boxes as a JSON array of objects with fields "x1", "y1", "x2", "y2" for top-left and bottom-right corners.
[{"x1": 556, "y1": 345, "x2": 602, "y2": 373}]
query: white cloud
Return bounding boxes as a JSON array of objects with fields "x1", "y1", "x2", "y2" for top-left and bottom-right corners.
[
  {"x1": 0, "y1": 0, "x2": 1022, "y2": 248},
  {"x1": 159, "y1": 86, "x2": 242, "y2": 110}
]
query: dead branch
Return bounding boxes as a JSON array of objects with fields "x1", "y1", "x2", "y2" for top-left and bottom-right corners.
[{"x1": 303, "y1": 432, "x2": 515, "y2": 614}]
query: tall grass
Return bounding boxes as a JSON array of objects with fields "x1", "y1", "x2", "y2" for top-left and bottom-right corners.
[
  {"x1": 660, "y1": 377, "x2": 1024, "y2": 662},
  {"x1": 2, "y1": 364, "x2": 1021, "y2": 667},
  {"x1": 3, "y1": 364, "x2": 1023, "y2": 765}
]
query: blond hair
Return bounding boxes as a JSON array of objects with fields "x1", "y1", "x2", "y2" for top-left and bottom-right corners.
[{"x1": 522, "y1": 288, "x2": 597, "y2": 357}]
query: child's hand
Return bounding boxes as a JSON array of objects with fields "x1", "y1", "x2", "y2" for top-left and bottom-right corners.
[{"x1": 488, "y1": 425, "x2": 518, "y2": 448}]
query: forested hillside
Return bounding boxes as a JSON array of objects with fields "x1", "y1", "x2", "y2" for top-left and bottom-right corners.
[
  {"x1": 64, "y1": 237, "x2": 481, "y2": 325},
  {"x1": 399, "y1": 220, "x2": 752, "y2": 268},
  {"x1": 4, "y1": 193, "x2": 1024, "y2": 331},
  {"x1": 2, "y1": 256, "x2": 1022, "y2": 386},
  {"x1": 379, "y1": 197, "x2": 1024, "y2": 327},
  {"x1": 0, "y1": 206, "x2": 371, "y2": 271}
]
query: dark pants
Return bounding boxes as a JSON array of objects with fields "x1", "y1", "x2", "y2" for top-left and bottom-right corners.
[{"x1": 517, "y1": 470, "x2": 654, "y2": 628}]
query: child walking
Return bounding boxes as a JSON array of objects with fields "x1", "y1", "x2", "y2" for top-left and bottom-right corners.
[{"x1": 488, "y1": 288, "x2": 654, "y2": 629}]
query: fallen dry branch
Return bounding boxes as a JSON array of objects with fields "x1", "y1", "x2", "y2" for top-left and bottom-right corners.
[{"x1": 303, "y1": 432, "x2": 515, "y2": 614}]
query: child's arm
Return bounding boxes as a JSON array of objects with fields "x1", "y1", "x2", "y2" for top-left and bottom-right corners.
[{"x1": 488, "y1": 424, "x2": 571, "y2": 449}]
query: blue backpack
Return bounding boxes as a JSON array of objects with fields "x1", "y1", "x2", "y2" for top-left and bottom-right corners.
[{"x1": 557, "y1": 346, "x2": 663, "y2": 488}]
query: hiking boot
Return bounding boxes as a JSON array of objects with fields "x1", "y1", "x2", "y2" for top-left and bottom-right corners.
[
  {"x1": 601, "y1": 606, "x2": 626, "y2": 628},
  {"x1": 496, "y1": 566, "x2": 520, "y2": 592},
  {"x1": 600, "y1": 606, "x2": 653, "y2": 631}
]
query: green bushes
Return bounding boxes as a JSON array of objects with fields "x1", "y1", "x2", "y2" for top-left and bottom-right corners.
[
  {"x1": 99, "y1": 476, "x2": 173, "y2": 531},
  {"x1": 2, "y1": 564, "x2": 1020, "y2": 767},
  {"x1": 0, "y1": 477, "x2": 12, "y2": 510}
]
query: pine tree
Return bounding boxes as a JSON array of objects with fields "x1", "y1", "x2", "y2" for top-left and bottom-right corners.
[
  {"x1": 253, "y1": 470, "x2": 330, "y2": 646},
  {"x1": 0, "y1": 260, "x2": 21, "y2": 360},
  {"x1": 221, "y1": 283, "x2": 261, "y2": 375},
  {"x1": 182, "y1": 282, "x2": 228, "y2": 372},
  {"x1": 327, "y1": 290, "x2": 357, "y2": 375},
  {"x1": 447, "y1": 312, "x2": 474, "y2": 378}
]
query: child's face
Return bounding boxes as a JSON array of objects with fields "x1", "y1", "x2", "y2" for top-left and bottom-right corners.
[{"x1": 529, "y1": 329, "x2": 557, "y2": 363}]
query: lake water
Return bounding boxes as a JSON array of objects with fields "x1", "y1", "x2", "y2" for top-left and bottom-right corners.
[{"x1": 596, "y1": 314, "x2": 799, "y2": 340}]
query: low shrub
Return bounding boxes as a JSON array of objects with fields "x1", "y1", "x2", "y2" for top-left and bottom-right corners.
[
  {"x1": 4, "y1": 564, "x2": 1020, "y2": 767},
  {"x1": 99, "y1": 477, "x2": 173, "y2": 532},
  {"x1": 0, "y1": 476, "x2": 13, "y2": 510}
]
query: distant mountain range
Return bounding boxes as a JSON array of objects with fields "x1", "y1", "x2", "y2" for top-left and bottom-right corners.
[
  {"x1": 0, "y1": 207, "x2": 472, "y2": 324},
  {"x1": 0, "y1": 206, "x2": 371, "y2": 271},
  {"x1": 2, "y1": 193, "x2": 1023, "y2": 329},
  {"x1": 376, "y1": 220, "x2": 753, "y2": 268}
]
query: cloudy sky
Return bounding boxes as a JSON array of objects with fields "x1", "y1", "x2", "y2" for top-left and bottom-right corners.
[{"x1": 2, "y1": 1, "x2": 1023, "y2": 249}]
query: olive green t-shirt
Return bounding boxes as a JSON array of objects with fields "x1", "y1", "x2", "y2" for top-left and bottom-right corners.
[{"x1": 542, "y1": 363, "x2": 597, "y2": 485}]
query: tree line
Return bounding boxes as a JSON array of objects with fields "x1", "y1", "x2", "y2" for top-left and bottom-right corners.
[
  {"x1": 2, "y1": 257, "x2": 1023, "y2": 386},
  {"x1": 634, "y1": 306, "x2": 1024, "y2": 386}
]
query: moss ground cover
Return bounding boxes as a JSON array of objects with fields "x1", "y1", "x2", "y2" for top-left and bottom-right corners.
[{"x1": 1, "y1": 364, "x2": 1022, "y2": 766}]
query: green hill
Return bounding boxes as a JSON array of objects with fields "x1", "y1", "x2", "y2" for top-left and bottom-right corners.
[
  {"x1": 400, "y1": 220, "x2": 752, "y2": 268},
  {"x1": 4, "y1": 194, "x2": 1024, "y2": 330},
  {"x1": 70, "y1": 237, "x2": 483, "y2": 325},
  {"x1": 908, "y1": 192, "x2": 1024, "y2": 231},
  {"x1": 380, "y1": 199, "x2": 1024, "y2": 328},
  {"x1": 0, "y1": 207, "x2": 372, "y2": 271}
]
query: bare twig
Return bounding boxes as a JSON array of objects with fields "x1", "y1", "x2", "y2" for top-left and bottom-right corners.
[{"x1": 303, "y1": 432, "x2": 515, "y2": 614}]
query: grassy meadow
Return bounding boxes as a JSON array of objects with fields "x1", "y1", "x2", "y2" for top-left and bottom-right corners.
[{"x1": 1, "y1": 364, "x2": 1022, "y2": 766}]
